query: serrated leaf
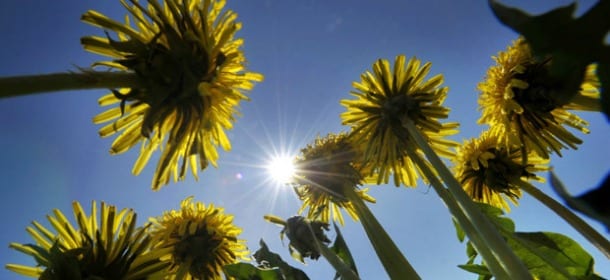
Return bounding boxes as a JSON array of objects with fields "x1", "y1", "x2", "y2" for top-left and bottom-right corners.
[
  {"x1": 329, "y1": 223, "x2": 359, "y2": 279},
  {"x1": 223, "y1": 263, "x2": 283, "y2": 280}
]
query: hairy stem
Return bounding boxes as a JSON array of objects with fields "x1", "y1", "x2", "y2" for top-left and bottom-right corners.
[{"x1": 0, "y1": 71, "x2": 143, "y2": 98}]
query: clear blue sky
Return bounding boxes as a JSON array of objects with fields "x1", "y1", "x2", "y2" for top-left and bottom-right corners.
[{"x1": 0, "y1": 0, "x2": 608, "y2": 279}]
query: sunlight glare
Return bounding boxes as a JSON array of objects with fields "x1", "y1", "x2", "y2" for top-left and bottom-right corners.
[{"x1": 266, "y1": 155, "x2": 296, "y2": 184}]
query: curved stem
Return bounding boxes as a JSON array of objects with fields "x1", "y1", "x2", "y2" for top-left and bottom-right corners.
[
  {"x1": 517, "y1": 180, "x2": 610, "y2": 259},
  {"x1": 402, "y1": 119, "x2": 532, "y2": 280},
  {"x1": 344, "y1": 187, "x2": 421, "y2": 280},
  {"x1": 0, "y1": 71, "x2": 143, "y2": 98},
  {"x1": 407, "y1": 146, "x2": 511, "y2": 279}
]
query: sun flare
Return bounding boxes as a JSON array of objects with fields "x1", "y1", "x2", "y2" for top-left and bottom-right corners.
[{"x1": 267, "y1": 155, "x2": 296, "y2": 184}]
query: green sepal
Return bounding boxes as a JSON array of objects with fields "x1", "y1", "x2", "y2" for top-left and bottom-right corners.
[
  {"x1": 489, "y1": 0, "x2": 610, "y2": 118},
  {"x1": 329, "y1": 222, "x2": 359, "y2": 279}
]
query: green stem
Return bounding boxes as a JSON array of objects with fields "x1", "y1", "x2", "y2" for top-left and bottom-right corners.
[
  {"x1": 402, "y1": 119, "x2": 532, "y2": 280},
  {"x1": 344, "y1": 187, "x2": 421, "y2": 280},
  {"x1": 0, "y1": 71, "x2": 143, "y2": 98},
  {"x1": 517, "y1": 180, "x2": 610, "y2": 259},
  {"x1": 406, "y1": 146, "x2": 511, "y2": 279},
  {"x1": 312, "y1": 234, "x2": 360, "y2": 280}
]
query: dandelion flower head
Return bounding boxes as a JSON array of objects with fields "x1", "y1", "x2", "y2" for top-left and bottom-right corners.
[
  {"x1": 293, "y1": 133, "x2": 375, "y2": 225},
  {"x1": 341, "y1": 55, "x2": 459, "y2": 187},
  {"x1": 453, "y1": 131, "x2": 549, "y2": 211},
  {"x1": 6, "y1": 201, "x2": 165, "y2": 279},
  {"x1": 148, "y1": 197, "x2": 247, "y2": 279},
  {"x1": 477, "y1": 37, "x2": 599, "y2": 158},
  {"x1": 82, "y1": 0, "x2": 264, "y2": 190}
]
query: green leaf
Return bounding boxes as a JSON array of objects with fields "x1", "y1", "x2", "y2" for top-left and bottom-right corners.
[
  {"x1": 253, "y1": 239, "x2": 310, "y2": 280},
  {"x1": 474, "y1": 203, "x2": 515, "y2": 232},
  {"x1": 452, "y1": 218, "x2": 466, "y2": 242},
  {"x1": 452, "y1": 202, "x2": 515, "y2": 235},
  {"x1": 489, "y1": 0, "x2": 610, "y2": 119},
  {"x1": 451, "y1": 217, "x2": 477, "y2": 262},
  {"x1": 459, "y1": 203, "x2": 604, "y2": 279},
  {"x1": 549, "y1": 171, "x2": 610, "y2": 231},
  {"x1": 223, "y1": 263, "x2": 283, "y2": 280},
  {"x1": 465, "y1": 242, "x2": 477, "y2": 263},
  {"x1": 329, "y1": 223, "x2": 359, "y2": 279},
  {"x1": 458, "y1": 264, "x2": 491, "y2": 277},
  {"x1": 511, "y1": 232, "x2": 602, "y2": 280}
]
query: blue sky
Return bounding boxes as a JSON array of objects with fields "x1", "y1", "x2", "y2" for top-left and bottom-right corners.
[{"x1": 0, "y1": 0, "x2": 608, "y2": 279}]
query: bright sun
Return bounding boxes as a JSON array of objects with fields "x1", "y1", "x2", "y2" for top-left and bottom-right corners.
[{"x1": 266, "y1": 155, "x2": 296, "y2": 184}]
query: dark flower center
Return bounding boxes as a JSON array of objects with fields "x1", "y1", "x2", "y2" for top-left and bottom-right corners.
[
  {"x1": 295, "y1": 138, "x2": 362, "y2": 201},
  {"x1": 381, "y1": 93, "x2": 420, "y2": 140},
  {"x1": 41, "y1": 239, "x2": 140, "y2": 280},
  {"x1": 173, "y1": 226, "x2": 223, "y2": 277},
  {"x1": 297, "y1": 152, "x2": 359, "y2": 200},
  {"x1": 474, "y1": 148, "x2": 525, "y2": 198},
  {"x1": 511, "y1": 60, "x2": 559, "y2": 114},
  {"x1": 108, "y1": 27, "x2": 226, "y2": 138}
]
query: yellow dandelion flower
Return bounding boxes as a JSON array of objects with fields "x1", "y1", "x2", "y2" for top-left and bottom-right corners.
[
  {"x1": 453, "y1": 131, "x2": 549, "y2": 212},
  {"x1": 477, "y1": 37, "x2": 599, "y2": 158},
  {"x1": 82, "y1": 0, "x2": 264, "y2": 190},
  {"x1": 148, "y1": 197, "x2": 248, "y2": 279},
  {"x1": 293, "y1": 133, "x2": 376, "y2": 225},
  {"x1": 6, "y1": 201, "x2": 167, "y2": 279},
  {"x1": 341, "y1": 55, "x2": 459, "y2": 187}
]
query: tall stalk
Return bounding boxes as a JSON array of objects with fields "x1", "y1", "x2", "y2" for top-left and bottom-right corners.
[
  {"x1": 344, "y1": 187, "x2": 422, "y2": 280},
  {"x1": 0, "y1": 71, "x2": 142, "y2": 98},
  {"x1": 402, "y1": 119, "x2": 532, "y2": 279},
  {"x1": 517, "y1": 180, "x2": 610, "y2": 259},
  {"x1": 406, "y1": 145, "x2": 511, "y2": 279},
  {"x1": 312, "y1": 232, "x2": 360, "y2": 280}
]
